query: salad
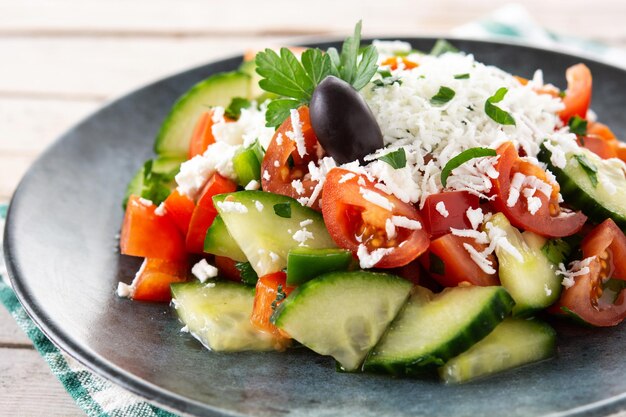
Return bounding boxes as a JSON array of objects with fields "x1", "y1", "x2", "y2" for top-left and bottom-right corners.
[{"x1": 117, "y1": 22, "x2": 626, "y2": 383}]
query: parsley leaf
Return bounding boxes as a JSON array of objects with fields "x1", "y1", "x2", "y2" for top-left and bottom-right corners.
[
  {"x1": 430, "y1": 86, "x2": 456, "y2": 105},
  {"x1": 485, "y1": 87, "x2": 516, "y2": 125},
  {"x1": 301, "y1": 48, "x2": 333, "y2": 85},
  {"x1": 574, "y1": 153, "x2": 598, "y2": 187},
  {"x1": 353, "y1": 45, "x2": 379, "y2": 90},
  {"x1": 224, "y1": 97, "x2": 251, "y2": 120},
  {"x1": 128, "y1": 159, "x2": 179, "y2": 208},
  {"x1": 273, "y1": 202, "x2": 292, "y2": 218},
  {"x1": 256, "y1": 47, "x2": 314, "y2": 101},
  {"x1": 235, "y1": 262, "x2": 259, "y2": 286},
  {"x1": 265, "y1": 98, "x2": 301, "y2": 128},
  {"x1": 440, "y1": 147, "x2": 497, "y2": 187},
  {"x1": 568, "y1": 115, "x2": 588, "y2": 136},
  {"x1": 378, "y1": 148, "x2": 407, "y2": 169},
  {"x1": 373, "y1": 71, "x2": 402, "y2": 88},
  {"x1": 430, "y1": 39, "x2": 459, "y2": 56},
  {"x1": 454, "y1": 73, "x2": 470, "y2": 79},
  {"x1": 541, "y1": 239, "x2": 571, "y2": 265}
]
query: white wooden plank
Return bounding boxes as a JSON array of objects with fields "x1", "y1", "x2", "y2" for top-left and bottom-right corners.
[
  {"x1": 0, "y1": 154, "x2": 34, "y2": 201},
  {"x1": 0, "y1": 306, "x2": 32, "y2": 346}
]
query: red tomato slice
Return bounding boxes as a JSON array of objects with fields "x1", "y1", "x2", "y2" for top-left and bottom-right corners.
[
  {"x1": 420, "y1": 191, "x2": 480, "y2": 238},
  {"x1": 321, "y1": 168, "x2": 429, "y2": 268},
  {"x1": 580, "y1": 121, "x2": 624, "y2": 161},
  {"x1": 491, "y1": 142, "x2": 586, "y2": 238},
  {"x1": 554, "y1": 219, "x2": 626, "y2": 326},
  {"x1": 559, "y1": 63, "x2": 592, "y2": 124},
  {"x1": 132, "y1": 258, "x2": 189, "y2": 302},
  {"x1": 163, "y1": 189, "x2": 195, "y2": 235},
  {"x1": 214, "y1": 255, "x2": 242, "y2": 282},
  {"x1": 121, "y1": 195, "x2": 187, "y2": 261},
  {"x1": 186, "y1": 174, "x2": 237, "y2": 254},
  {"x1": 423, "y1": 234, "x2": 499, "y2": 287},
  {"x1": 260, "y1": 106, "x2": 322, "y2": 208},
  {"x1": 250, "y1": 272, "x2": 293, "y2": 346}
]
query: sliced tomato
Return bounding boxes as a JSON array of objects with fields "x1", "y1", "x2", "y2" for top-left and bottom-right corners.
[
  {"x1": 260, "y1": 106, "x2": 322, "y2": 207},
  {"x1": 186, "y1": 174, "x2": 237, "y2": 254},
  {"x1": 214, "y1": 255, "x2": 242, "y2": 282},
  {"x1": 580, "y1": 121, "x2": 625, "y2": 161},
  {"x1": 121, "y1": 195, "x2": 187, "y2": 261},
  {"x1": 491, "y1": 142, "x2": 586, "y2": 238},
  {"x1": 554, "y1": 219, "x2": 626, "y2": 326},
  {"x1": 131, "y1": 258, "x2": 189, "y2": 302},
  {"x1": 250, "y1": 272, "x2": 293, "y2": 345},
  {"x1": 559, "y1": 63, "x2": 592, "y2": 124},
  {"x1": 420, "y1": 191, "x2": 480, "y2": 238},
  {"x1": 422, "y1": 234, "x2": 499, "y2": 287},
  {"x1": 321, "y1": 168, "x2": 429, "y2": 268},
  {"x1": 163, "y1": 189, "x2": 195, "y2": 234}
]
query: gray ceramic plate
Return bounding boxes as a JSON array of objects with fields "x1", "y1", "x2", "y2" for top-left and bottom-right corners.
[{"x1": 5, "y1": 38, "x2": 626, "y2": 417}]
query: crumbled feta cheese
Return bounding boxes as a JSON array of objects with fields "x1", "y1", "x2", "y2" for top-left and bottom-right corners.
[
  {"x1": 466, "y1": 207, "x2": 484, "y2": 230},
  {"x1": 154, "y1": 203, "x2": 166, "y2": 216},
  {"x1": 544, "y1": 284, "x2": 552, "y2": 297},
  {"x1": 273, "y1": 160, "x2": 280, "y2": 167},
  {"x1": 116, "y1": 282, "x2": 135, "y2": 298},
  {"x1": 286, "y1": 109, "x2": 307, "y2": 158},
  {"x1": 216, "y1": 201, "x2": 248, "y2": 213},
  {"x1": 211, "y1": 103, "x2": 275, "y2": 148},
  {"x1": 292, "y1": 228, "x2": 314, "y2": 246},
  {"x1": 291, "y1": 179, "x2": 305, "y2": 195},
  {"x1": 191, "y1": 259, "x2": 218, "y2": 283},
  {"x1": 391, "y1": 215, "x2": 422, "y2": 230},
  {"x1": 435, "y1": 201, "x2": 449, "y2": 217},
  {"x1": 263, "y1": 170, "x2": 271, "y2": 181},
  {"x1": 299, "y1": 219, "x2": 313, "y2": 227},
  {"x1": 339, "y1": 173, "x2": 356, "y2": 184},
  {"x1": 557, "y1": 256, "x2": 596, "y2": 288},
  {"x1": 254, "y1": 200, "x2": 264, "y2": 212},
  {"x1": 359, "y1": 188, "x2": 394, "y2": 211},
  {"x1": 276, "y1": 133, "x2": 283, "y2": 146},
  {"x1": 385, "y1": 218, "x2": 396, "y2": 239},
  {"x1": 245, "y1": 180, "x2": 260, "y2": 190},
  {"x1": 357, "y1": 244, "x2": 394, "y2": 269},
  {"x1": 176, "y1": 142, "x2": 239, "y2": 198},
  {"x1": 138, "y1": 197, "x2": 152, "y2": 207}
]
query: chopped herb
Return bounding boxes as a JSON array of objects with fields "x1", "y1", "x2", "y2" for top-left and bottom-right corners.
[
  {"x1": 454, "y1": 73, "x2": 470, "y2": 79},
  {"x1": 568, "y1": 115, "x2": 588, "y2": 136},
  {"x1": 541, "y1": 239, "x2": 571, "y2": 265},
  {"x1": 235, "y1": 262, "x2": 259, "y2": 286},
  {"x1": 485, "y1": 87, "x2": 516, "y2": 125},
  {"x1": 378, "y1": 148, "x2": 407, "y2": 169},
  {"x1": 271, "y1": 284, "x2": 287, "y2": 311},
  {"x1": 574, "y1": 153, "x2": 598, "y2": 187},
  {"x1": 430, "y1": 39, "x2": 458, "y2": 56},
  {"x1": 273, "y1": 202, "x2": 292, "y2": 218},
  {"x1": 429, "y1": 252, "x2": 445, "y2": 276},
  {"x1": 127, "y1": 159, "x2": 179, "y2": 208},
  {"x1": 373, "y1": 73, "x2": 402, "y2": 88},
  {"x1": 559, "y1": 91, "x2": 567, "y2": 98},
  {"x1": 440, "y1": 147, "x2": 497, "y2": 187},
  {"x1": 224, "y1": 97, "x2": 251, "y2": 120},
  {"x1": 430, "y1": 86, "x2": 456, "y2": 105},
  {"x1": 265, "y1": 98, "x2": 301, "y2": 128}
]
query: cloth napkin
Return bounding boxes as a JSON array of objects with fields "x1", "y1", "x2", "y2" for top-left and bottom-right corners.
[{"x1": 2, "y1": 5, "x2": 626, "y2": 417}]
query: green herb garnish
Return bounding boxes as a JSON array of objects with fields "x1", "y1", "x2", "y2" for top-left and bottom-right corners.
[
  {"x1": 378, "y1": 148, "x2": 407, "y2": 169},
  {"x1": 430, "y1": 86, "x2": 456, "y2": 105},
  {"x1": 541, "y1": 239, "x2": 571, "y2": 265},
  {"x1": 224, "y1": 97, "x2": 252, "y2": 120},
  {"x1": 271, "y1": 284, "x2": 287, "y2": 311},
  {"x1": 430, "y1": 39, "x2": 458, "y2": 56},
  {"x1": 454, "y1": 73, "x2": 470, "y2": 79},
  {"x1": 273, "y1": 202, "x2": 292, "y2": 218},
  {"x1": 568, "y1": 115, "x2": 588, "y2": 136},
  {"x1": 235, "y1": 262, "x2": 259, "y2": 286},
  {"x1": 440, "y1": 147, "x2": 497, "y2": 187},
  {"x1": 574, "y1": 153, "x2": 598, "y2": 187},
  {"x1": 485, "y1": 87, "x2": 516, "y2": 125},
  {"x1": 126, "y1": 159, "x2": 178, "y2": 208},
  {"x1": 373, "y1": 70, "x2": 402, "y2": 88}
]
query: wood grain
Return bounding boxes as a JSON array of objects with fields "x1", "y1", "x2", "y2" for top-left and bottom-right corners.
[{"x1": 0, "y1": 305, "x2": 32, "y2": 347}]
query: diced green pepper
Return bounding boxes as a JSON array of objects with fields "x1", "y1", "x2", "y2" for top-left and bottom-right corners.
[{"x1": 233, "y1": 141, "x2": 264, "y2": 187}]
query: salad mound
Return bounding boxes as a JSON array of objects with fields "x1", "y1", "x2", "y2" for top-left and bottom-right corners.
[{"x1": 117, "y1": 23, "x2": 626, "y2": 383}]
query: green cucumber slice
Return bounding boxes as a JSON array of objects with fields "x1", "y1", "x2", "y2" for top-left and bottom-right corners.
[
  {"x1": 363, "y1": 285, "x2": 514, "y2": 376},
  {"x1": 439, "y1": 318, "x2": 556, "y2": 383},
  {"x1": 203, "y1": 215, "x2": 247, "y2": 262},
  {"x1": 273, "y1": 271, "x2": 412, "y2": 371},
  {"x1": 154, "y1": 71, "x2": 251, "y2": 157},
  {"x1": 239, "y1": 59, "x2": 266, "y2": 100},
  {"x1": 213, "y1": 191, "x2": 336, "y2": 276},
  {"x1": 488, "y1": 213, "x2": 562, "y2": 316},
  {"x1": 286, "y1": 248, "x2": 353, "y2": 285},
  {"x1": 171, "y1": 281, "x2": 281, "y2": 351},
  {"x1": 539, "y1": 145, "x2": 626, "y2": 231}
]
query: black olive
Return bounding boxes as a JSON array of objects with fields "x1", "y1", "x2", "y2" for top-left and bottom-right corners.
[{"x1": 310, "y1": 76, "x2": 384, "y2": 164}]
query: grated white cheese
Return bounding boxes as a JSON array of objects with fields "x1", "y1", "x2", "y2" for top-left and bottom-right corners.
[
  {"x1": 435, "y1": 201, "x2": 449, "y2": 218},
  {"x1": 557, "y1": 256, "x2": 596, "y2": 288},
  {"x1": 359, "y1": 188, "x2": 394, "y2": 211},
  {"x1": 466, "y1": 207, "x2": 484, "y2": 230},
  {"x1": 339, "y1": 173, "x2": 356, "y2": 184},
  {"x1": 451, "y1": 228, "x2": 489, "y2": 244},
  {"x1": 175, "y1": 142, "x2": 239, "y2": 198},
  {"x1": 462, "y1": 243, "x2": 497, "y2": 275},
  {"x1": 216, "y1": 201, "x2": 248, "y2": 214},
  {"x1": 391, "y1": 215, "x2": 422, "y2": 230},
  {"x1": 357, "y1": 244, "x2": 394, "y2": 269},
  {"x1": 291, "y1": 179, "x2": 305, "y2": 195},
  {"x1": 286, "y1": 109, "x2": 307, "y2": 158},
  {"x1": 254, "y1": 200, "x2": 264, "y2": 212},
  {"x1": 385, "y1": 218, "x2": 396, "y2": 239},
  {"x1": 116, "y1": 259, "x2": 148, "y2": 298},
  {"x1": 211, "y1": 102, "x2": 275, "y2": 149},
  {"x1": 138, "y1": 197, "x2": 152, "y2": 207},
  {"x1": 263, "y1": 170, "x2": 271, "y2": 181},
  {"x1": 299, "y1": 219, "x2": 313, "y2": 227},
  {"x1": 154, "y1": 203, "x2": 166, "y2": 216},
  {"x1": 245, "y1": 180, "x2": 260, "y2": 190},
  {"x1": 292, "y1": 227, "x2": 314, "y2": 246},
  {"x1": 191, "y1": 259, "x2": 218, "y2": 283}
]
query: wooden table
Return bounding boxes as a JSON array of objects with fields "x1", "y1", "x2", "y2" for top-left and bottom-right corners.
[{"x1": 2, "y1": 0, "x2": 626, "y2": 415}]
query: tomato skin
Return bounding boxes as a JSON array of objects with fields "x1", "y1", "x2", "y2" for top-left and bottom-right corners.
[
  {"x1": 579, "y1": 135, "x2": 618, "y2": 159},
  {"x1": 321, "y1": 168, "x2": 429, "y2": 268},
  {"x1": 260, "y1": 106, "x2": 321, "y2": 207},
  {"x1": 121, "y1": 195, "x2": 187, "y2": 261},
  {"x1": 214, "y1": 255, "x2": 242, "y2": 282},
  {"x1": 424, "y1": 234, "x2": 499, "y2": 287},
  {"x1": 132, "y1": 258, "x2": 189, "y2": 302},
  {"x1": 250, "y1": 272, "x2": 293, "y2": 344},
  {"x1": 163, "y1": 190, "x2": 195, "y2": 235},
  {"x1": 420, "y1": 192, "x2": 480, "y2": 238},
  {"x1": 491, "y1": 142, "x2": 587, "y2": 238},
  {"x1": 559, "y1": 64, "x2": 592, "y2": 124},
  {"x1": 185, "y1": 174, "x2": 237, "y2": 254},
  {"x1": 581, "y1": 122, "x2": 626, "y2": 162},
  {"x1": 188, "y1": 111, "x2": 216, "y2": 159}
]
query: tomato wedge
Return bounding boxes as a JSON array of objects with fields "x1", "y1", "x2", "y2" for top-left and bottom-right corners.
[
  {"x1": 420, "y1": 191, "x2": 480, "y2": 238},
  {"x1": 214, "y1": 255, "x2": 242, "y2": 282},
  {"x1": 260, "y1": 106, "x2": 322, "y2": 207},
  {"x1": 321, "y1": 168, "x2": 429, "y2": 268},
  {"x1": 163, "y1": 189, "x2": 195, "y2": 234},
  {"x1": 187, "y1": 111, "x2": 234, "y2": 159},
  {"x1": 581, "y1": 121, "x2": 626, "y2": 162},
  {"x1": 121, "y1": 195, "x2": 187, "y2": 261},
  {"x1": 250, "y1": 272, "x2": 293, "y2": 346},
  {"x1": 186, "y1": 173, "x2": 237, "y2": 254},
  {"x1": 559, "y1": 63, "x2": 592, "y2": 124},
  {"x1": 554, "y1": 219, "x2": 626, "y2": 326},
  {"x1": 131, "y1": 258, "x2": 189, "y2": 302},
  {"x1": 491, "y1": 142, "x2": 586, "y2": 238}
]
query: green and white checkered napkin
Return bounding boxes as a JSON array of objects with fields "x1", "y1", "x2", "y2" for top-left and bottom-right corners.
[{"x1": 2, "y1": 5, "x2": 626, "y2": 417}]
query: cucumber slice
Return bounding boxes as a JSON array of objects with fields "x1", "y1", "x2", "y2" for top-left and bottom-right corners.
[
  {"x1": 439, "y1": 318, "x2": 556, "y2": 384},
  {"x1": 363, "y1": 285, "x2": 514, "y2": 376},
  {"x1": 540, "y1": 145, "x2": 626, "y2": 231},
  {"x1": 213, "y1": 191, "x2": 336, "y2": 276},
  {"x1": 154, "y1": 71, "x2": 251, "y2": 157},
  {"x1": 286, "y1": 248, "x2": 353, "y2": 285},
  {"x1": 203, "y1": 215, "x2": 247, "y2": 262},
  {"x1": 171, "y1": 281, "x2": 282, "y2": 351},
  {"x1": 273, "y1": 271, "x2": 412, "y2": 371},
  {"x1": 123, "y1": 156, "x2": 185, "y2": 208},
  {"x1": 239, "y1": 60, "x2": 265, "y2": 100},
  {"x1": 488, "y1": 213, "x2": 562, "y2": 316}
]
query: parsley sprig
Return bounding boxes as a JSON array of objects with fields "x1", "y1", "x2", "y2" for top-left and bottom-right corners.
[{"x1": 255, "y1": 21, "x2": 379, "y2": 127}]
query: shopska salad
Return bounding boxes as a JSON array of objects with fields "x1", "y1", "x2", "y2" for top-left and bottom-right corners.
[{"x1": 117, "y1": 23, "x2": 626, "y2": 383}]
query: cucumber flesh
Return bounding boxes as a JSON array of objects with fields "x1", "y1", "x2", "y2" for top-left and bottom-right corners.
[
  {"x1": 273, "y1": 271, "x2": 412, "y2": 371},
  {"x1": 155, "y1": 71, "x2": 251, "y2": 157},
  {"x1": 213, "y1": 191, "x2": 336, "y2": 276},
  {"x1": 239, "y1": 60, "x2": 265, "y2": 100},
  {"x1": 439, "y1": 318, "x2": 556, "y2": 384},
  {"x1": 363, "y1": 285, "x2": 514, "y2": 376},
  {"x1": 488, "y1": 213, "x2": 561, "y2": 316},
  {"x1": 203, "y1": 215, "x2": 247, "y2": 262},
  {"x1": 171, "y1": 281, "x2": 283, "y2": 351}
]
